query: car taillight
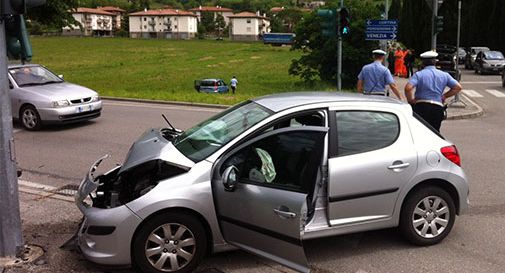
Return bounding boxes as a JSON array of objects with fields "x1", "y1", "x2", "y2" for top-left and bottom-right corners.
[{"x1": 441, "y1": 145, "x2": 461, "y2": 166}]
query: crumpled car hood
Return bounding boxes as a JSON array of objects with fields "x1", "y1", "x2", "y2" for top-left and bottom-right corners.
[{"x1": 119, "y1": 128, "x2": 194, "y2": 174}]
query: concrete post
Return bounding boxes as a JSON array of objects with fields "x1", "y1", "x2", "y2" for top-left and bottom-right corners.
[{"x1": 0, "y1": 18, "x2": 24, "y2": 258}]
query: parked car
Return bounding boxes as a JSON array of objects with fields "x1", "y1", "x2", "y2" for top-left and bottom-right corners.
[
  {"x1": 436, "y1": 44, "x2": 460, "y2": 80},
  {"x1": 464, "y1": 46, "x2": 489, "y2": 69},
  {"x1": 502, "y1": 67, "x2": 505, "y2": 87},
  {"x1": 474, "y1": 50, "x2": 505, "y2": 75},
  {"x1": 75, "y1": 93, "x2": 469, "y2": 273},
  {"x1": 457, "y1": 47, "x2": 467, "y2": 64},
  {"x1": 194, "y1": 79, "x2": 229, "y2": 93},
  {"x1": 8, "y1": 64, "x2": 102, "y2": 131}
]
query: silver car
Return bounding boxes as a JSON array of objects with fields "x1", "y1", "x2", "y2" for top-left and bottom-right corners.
[
  {"x1": 75, "y1": 92, "x2": 469, "y2": 273},
  {"x1": 8, "y1": 64, "x2": 102, "y2": 130}
]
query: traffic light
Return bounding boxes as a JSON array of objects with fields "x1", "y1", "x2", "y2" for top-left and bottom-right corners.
[
  {"x1": 317, "y1": 9, "x2": 337, "y2": 37},
  {"x1": 5, "y1": 15, "x2": 32, "y2": 61},
  {"x1": 434, "y1": 15, "x2": 444, "y2": 34},
  {"x1": 2, "y1": 0, "x2": 45, "y2": 61},
  {"x1": 339, "y1": 8, "x2": 350, "y2": 35}
]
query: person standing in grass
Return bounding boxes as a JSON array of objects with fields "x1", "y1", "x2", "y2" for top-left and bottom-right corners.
[{"x1": 230, "y1": 76, "x2": 238, "y2": 94}]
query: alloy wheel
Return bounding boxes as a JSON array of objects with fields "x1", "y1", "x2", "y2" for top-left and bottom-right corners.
[
  {"x1": 411, "y1": 195, "x2": 450, "y2": 239},
  {"x1": 144, "y1": 223, "x2": 196, "y2": 272},
  {"x1": 22, "y1": 108, "x2": 39, "y2": 129}
]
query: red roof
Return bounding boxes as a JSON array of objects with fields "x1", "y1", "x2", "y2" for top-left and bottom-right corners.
[
  {"x1": 129, "y1": 9, "x2": 197, "y2": 17},
  {"x1": 270, "y1": 7, "x2": 284, "y2": 13},
  {"x1": 74, "y1": 7, "x2": 114, "y2": 16},
  {"x1": 99, "y1": 6, "x2": 126, "y2": 13},
  {"x1": 189, "y1": 6, "x2": 233, "y2": 12},
  {"x1": 228, "y1": 12, "x2": 268, "y2": 20}
]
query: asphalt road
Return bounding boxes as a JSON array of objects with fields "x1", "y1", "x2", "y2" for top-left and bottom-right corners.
[{"x1": 12, "y1": 68, "x2": 505, "y2": 273}]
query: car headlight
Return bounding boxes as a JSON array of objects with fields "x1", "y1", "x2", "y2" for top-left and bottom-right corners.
[
  {"x1": 52, "y1": 100, "x2": 70, "y2": 108},
  {"x1": 91, "y1": 95, "x2": 100, "y2": 102}
]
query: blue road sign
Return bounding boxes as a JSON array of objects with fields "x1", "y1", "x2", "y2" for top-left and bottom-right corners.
[{"x1": 365, "y1": 19, "x2": 398, "y2": 40}]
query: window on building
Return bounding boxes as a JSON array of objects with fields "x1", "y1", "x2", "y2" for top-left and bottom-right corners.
[
  {"x1": 143, "y1": 17, "x2": 146, "y2": 21},
  {"x1": 247, "y1": 19, "x2": 251, "y2": 23},
  {"x1": 246, "y1": 27, "x2": 252, "y2": 32}
]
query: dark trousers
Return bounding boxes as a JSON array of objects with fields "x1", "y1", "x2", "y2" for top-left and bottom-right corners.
[
  {"x1": 407, "y1": 64, "x2": 414, "y2": 77},
  {"x1": 413, "y1": 103, "x2": 445, "y2": 132}
]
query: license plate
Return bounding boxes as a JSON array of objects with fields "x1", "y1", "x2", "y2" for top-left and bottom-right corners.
[{"x1": 76, "y1": 105, "x2": 93, "y2": 113}]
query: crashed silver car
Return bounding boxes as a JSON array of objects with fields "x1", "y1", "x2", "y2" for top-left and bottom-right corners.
[
  {"x1": 75, "y1": 92, "x2": 469, "y2": 273},
  {"x1": 8, "y1": 64, "x2": 102, "y2": 130}
]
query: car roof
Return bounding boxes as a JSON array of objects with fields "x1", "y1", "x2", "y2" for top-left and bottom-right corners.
[
  {"x1": 201, "y1": 79, "x2": 222, "y2": 82},
  {"x1": 252, "y1": 91, "x2": 404, "y2": 112},
  {"x1": 8, "y1": 63, "x2": 41, "y2": 69}
]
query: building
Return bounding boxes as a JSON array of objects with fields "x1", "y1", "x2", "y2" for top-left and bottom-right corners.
[
  {"x1": 188, "y1": 6, "x2": 234, "y2": 25},
  {"x1": 128, "y1": 9, "x2": 198, "y2": 39},
  {"x1": 98, "y1": 6, "x2": 126, "y2": 31},
  {"x1": 228, "y1": 11, "x2": 270, "y2": 41},
  {"x1": 62, "y1": 8, "x2": 114, "y2": 36}
]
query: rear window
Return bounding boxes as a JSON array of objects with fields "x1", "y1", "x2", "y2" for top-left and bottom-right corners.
[
  {"x1": 413, "y1": 112, "x2": 445, "y2": 139},
  {"x1": 335, "y1": 111, "x2": 400, "y2": 156}
]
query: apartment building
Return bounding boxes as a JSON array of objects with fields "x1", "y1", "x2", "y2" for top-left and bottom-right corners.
[
  {"x1": 62, "y1": 8, "x2": 114, "y2": 36},
  {"x1": 128, "y1": 9, "x2": 198, "y2": 39},
  {"x1": 228, "y1": 11, "x2": 271, "y2": 41}
]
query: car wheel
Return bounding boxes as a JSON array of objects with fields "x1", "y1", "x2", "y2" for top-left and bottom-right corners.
[
  {"x1": 132, "y1": 212, "x2": 207, "y2": 273},
  {"x1": 400, "y1": 186, "x2": 456, "y2": 246},
  {"x1": 20, "y1": 105, "x2": 42, "y2": 131}
]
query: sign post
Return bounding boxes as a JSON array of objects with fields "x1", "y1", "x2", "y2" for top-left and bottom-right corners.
[{"x1": 365, "y1": 19, "x2": 398, "y2": 41}]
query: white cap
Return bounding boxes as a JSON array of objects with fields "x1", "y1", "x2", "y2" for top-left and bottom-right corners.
[
  {"x1": 420, "y1": 51, "x2": 439, "y2": 59},
  {"x1": 372, "y1": 49, "x2": 387, "y2": 55}
]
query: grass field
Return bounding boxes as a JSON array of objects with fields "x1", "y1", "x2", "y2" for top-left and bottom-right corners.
[{"x1": 29, "y1": 37, "x2": 334, "y2": 105}]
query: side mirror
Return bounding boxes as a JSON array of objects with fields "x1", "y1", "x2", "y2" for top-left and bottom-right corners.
[
  {"x1": 58, "y1": 74, "x2": 64, "y2": 79},
  {"x1": 222, "y1": 166, "x2": 238, "y2": 192}
]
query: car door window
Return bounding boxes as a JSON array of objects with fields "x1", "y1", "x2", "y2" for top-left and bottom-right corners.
[
  {"x1": 222, "y1": 130, "x2": 325, "y2": 193},
  {"x1": 335, "y1": 111, "x2": 399, "y2": 156}
]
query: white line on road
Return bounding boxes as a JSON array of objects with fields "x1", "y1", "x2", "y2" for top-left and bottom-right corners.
[
  {"x1": 485, "y1": 89, "x2": 505, "y2": 98},
  {"x1": 103, "y1": 101, "x2": 223, "y2": 113},
  {"x1": 460, "y1": 81, "x2": 502, "y2": 84},
  {"x1": 462, "y1": 89, "x2": 483, "y2": 98},
  {"x1": 13, "y1": 129, "x2": 21, "y2": 134}
]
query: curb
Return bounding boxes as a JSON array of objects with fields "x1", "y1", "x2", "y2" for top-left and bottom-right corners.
[
  {"x1": 446, "y1": 94, "x2": 484, "y2": 120},
  {"x1": 101, "y1": 96, "x2": 229, "y2": 109}
]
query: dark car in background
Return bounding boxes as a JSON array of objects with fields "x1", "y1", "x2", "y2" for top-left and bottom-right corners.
[
  {"x1": 474, "y1": 51, "x2": 505, "y2": 75},
  {"x1": 436, "y1": 45, "x2": 460, "y2": 80},
  {"x1": 465, "y1": 46, "x2": 489, "y2": 69},
  {"x1": 194, "y1": 79, "x2": 229, "y2": 93}
]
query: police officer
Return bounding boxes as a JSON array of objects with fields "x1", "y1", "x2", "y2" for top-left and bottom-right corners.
[
  {"x1": 404, "y1": 51, "x2": 462, "y2": 132},
  {"x1": 357, "y1": 49, "x2": 404, "y2": 99}
]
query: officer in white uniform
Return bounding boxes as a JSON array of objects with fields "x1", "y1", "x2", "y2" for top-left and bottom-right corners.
[
  {"x1": 404, "y1": 51, "x2": 462, "y2": 131},
  {"x1": 357, "y1": 49, "x2": 403, "y2": 99}
]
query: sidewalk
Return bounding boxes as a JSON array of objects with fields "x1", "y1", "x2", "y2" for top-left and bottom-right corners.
[{"x1": 392, "y1": 76, "x2": 483, "y2": 120}]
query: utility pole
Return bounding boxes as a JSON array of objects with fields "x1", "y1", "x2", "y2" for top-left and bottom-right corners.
[
  {"x1": 383, "y1": 0, "x2": 389, "y2": 67},
  {"x1": 0, "y1": 18, "x2": 23, "y2": 258},
  {"x1": 430, "y1": 0, "x2": 438, "y2": 50},
  {"x1": 337, "y1": 0, "x2": 343, "y2": 91},
  {"x1": 450, "y1": 0, "x2": 465, "y2": 106}
]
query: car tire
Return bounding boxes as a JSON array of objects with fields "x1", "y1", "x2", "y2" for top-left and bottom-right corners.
[
  {"x1": 399, "y1": 186, "x2": 456, "y2": 246},
  {"x1": 20, "y1": 105, "x2": 42, "y2": 131},
  {"x1": 132, "y1": 212, "x2": 207, "y2": 273}
]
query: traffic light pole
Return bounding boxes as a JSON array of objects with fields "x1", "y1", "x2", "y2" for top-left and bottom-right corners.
[
  {"x1": 430, "y1": 0, "x2": 438, "y2": 50},
  {"x1": 337, "y1": 0, "x2": 343, "y2": 92},
  {"x1": 0, "y1": 17, "x2": 24, "y2": 258}
]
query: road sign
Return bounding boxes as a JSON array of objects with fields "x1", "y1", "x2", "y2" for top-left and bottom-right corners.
[{"x1": 365, "y1": 19, "x2": 398, "y2": 41}]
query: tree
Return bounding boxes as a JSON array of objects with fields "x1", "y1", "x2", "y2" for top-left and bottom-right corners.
[
  {"x1": 289, "y1": 0, "x2": 380, "y2": 87},
  {"x1": 270, "y1": 8, "x2": 304, "y2": 33},
  {"x1": 200, "y1": 11, "x2": 216, "y2": 34},
  {"x1": 26, "y1": 0, "x2": 79, "y2": 29}
]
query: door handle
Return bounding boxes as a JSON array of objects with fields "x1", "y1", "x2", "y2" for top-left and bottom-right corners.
[
  {"x1": 387, "y1": 162, "x2": 410, "y2": 170},
  {"x1": 273, "y1": 208, "x2": 297, "y2": 219}
]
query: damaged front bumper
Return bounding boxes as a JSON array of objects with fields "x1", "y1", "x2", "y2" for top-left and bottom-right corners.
[{"x1": 74, "y1": 155, "x2": 141, "y2": 266}]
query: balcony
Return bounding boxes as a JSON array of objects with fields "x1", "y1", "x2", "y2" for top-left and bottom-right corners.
[{"x1": 148, "y1": 20, "x2": 156, "y2": 26}]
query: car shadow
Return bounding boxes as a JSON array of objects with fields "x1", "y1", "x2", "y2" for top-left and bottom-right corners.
[{"x1": 13, "y1": 120, "x2": 98, "y2": 132}]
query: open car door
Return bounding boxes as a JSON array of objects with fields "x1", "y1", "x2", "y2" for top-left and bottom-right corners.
[{"x1": 211, "y1": 127, "x2": 328, "y2": 273}]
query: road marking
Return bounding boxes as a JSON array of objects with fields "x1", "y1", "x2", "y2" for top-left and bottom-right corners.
[
  {"x1": 462, "y1": 89, "x2": 483, "y2": 98},
  {"x1": 13, "y1": 129, "x2": 21, "y2": 134},
  {"x1": 103, "y1": 101, "x2": 223, "y2": 113},
  {"x1": 485, "y1": 89, "x2": 505, "y2": 97},
  {"x1": 18, "y1": 180, "x2": 74, "y2": 202},
  {"x1": 461, "y1": 81, "x2": 502, "y2": 84}
]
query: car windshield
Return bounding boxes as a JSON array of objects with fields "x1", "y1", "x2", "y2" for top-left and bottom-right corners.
[
  {"x1": 484, "y1": 51, "x2": 504, "y2": 60},
  {"x1": 173, "y1": 101, "x2": 272, "y2": 162},
  {"x1": 9, "y1": 66, "x2": 63, "y2": 87}
]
